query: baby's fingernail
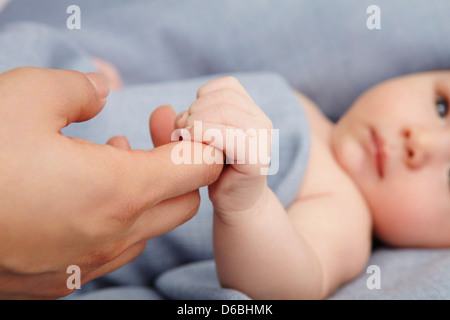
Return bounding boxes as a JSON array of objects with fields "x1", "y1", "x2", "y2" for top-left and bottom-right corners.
[{"x1": 85, "y1": 72, "x2": 110, "y2": 100}]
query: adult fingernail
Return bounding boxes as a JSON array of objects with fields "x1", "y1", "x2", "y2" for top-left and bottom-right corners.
[{"x1": 85, "y1": 72, "x2": 110, "y2": 100}]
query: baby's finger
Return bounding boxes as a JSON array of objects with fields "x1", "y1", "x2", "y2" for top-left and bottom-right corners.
[
  {"x1": 189, "y1": 89, "x2": 259, "y2": 117},
  {"x1": 185, "y1": 104, "x2": 272, "y2": 134},
  {"x1": 196, "y1": 76, "x2": 253, "y2": 101},
  {"x1": 180, "y1": 120, "x2": 272, "y2": 172},
  {"x1": 174, "y1": 110, "x2": 189, "y2": 129},
  {"x1": 186, "y1": 122, "x2": 252, "y2": 164}
]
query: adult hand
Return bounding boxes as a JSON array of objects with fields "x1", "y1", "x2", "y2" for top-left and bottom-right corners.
[{"x1": 0, "y1": 67, "x2": 222, "y2": 299}]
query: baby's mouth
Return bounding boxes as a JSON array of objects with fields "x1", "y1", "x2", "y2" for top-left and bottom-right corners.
[{"x1": 369, "y1": 128, "x2": 386, "y2": 178}]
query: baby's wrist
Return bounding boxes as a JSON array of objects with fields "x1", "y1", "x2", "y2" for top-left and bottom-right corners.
[{"x1": 213, "y1": 185, "x2": 271, "y2": 225}]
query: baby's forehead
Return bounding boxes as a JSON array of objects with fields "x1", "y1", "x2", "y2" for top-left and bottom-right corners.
[
  {"x1": 413, "y1": 70, "x2": 450, "y2": 81},
  {"x1": 377, "y1": 70, "x2": 450, "y2": 91}
]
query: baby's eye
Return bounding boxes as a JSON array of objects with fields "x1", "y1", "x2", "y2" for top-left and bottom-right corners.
[
  {"x1": 436, "y1": 96, "x2": 449, "y2": 118},
  {"x1": 448, "y1": 169, "x2": 450, "y2": 189}
]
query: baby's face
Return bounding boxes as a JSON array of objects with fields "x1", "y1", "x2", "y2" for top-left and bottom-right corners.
[{"x1": 331, "y1": 71, "x2": 450, "y2": 247}]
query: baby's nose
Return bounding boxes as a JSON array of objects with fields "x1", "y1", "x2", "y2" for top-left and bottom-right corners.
[{"x1": 402, "y1": 126, "x2": 433, "y2": 169}]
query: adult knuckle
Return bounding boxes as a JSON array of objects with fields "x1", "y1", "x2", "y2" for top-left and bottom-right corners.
[{"x1": 109, "y1": 197, "x2": 142, "y2": 231}]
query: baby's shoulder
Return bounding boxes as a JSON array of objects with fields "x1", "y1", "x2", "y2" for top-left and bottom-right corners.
[
  {"x1": 295, "y1": 91, "x2": 334, "y2": 140},
  {"x1": 298, "y1": 131, "x2": 368, "y2": 205},
  {"x1": 294, "y1": 90, "x2": 371, "y2": 220}
]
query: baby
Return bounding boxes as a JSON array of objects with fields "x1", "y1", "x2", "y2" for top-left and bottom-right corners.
[{"x1": 171, "y1": 71, "x2": 450, "y2": 299}]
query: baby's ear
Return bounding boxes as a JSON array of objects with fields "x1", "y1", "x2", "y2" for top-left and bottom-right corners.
[{"x1": 149, "y1": 105, "x2": 177, "y2": 147}]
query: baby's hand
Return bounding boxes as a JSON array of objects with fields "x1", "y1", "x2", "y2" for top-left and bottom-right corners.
[{"x1": 174, "y1": 77, "x2": 273, "y2": 215}]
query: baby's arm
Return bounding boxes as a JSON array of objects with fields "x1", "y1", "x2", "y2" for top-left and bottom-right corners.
[
  {"x1": 213, "y1": 187, "x2": 326, "y2": 299},
  {"x1": 176, "y1": 77, "x2": 370, "y2": 299}
]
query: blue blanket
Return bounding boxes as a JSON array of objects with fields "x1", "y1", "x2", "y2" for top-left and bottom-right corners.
[{"x1": 1, "y1": 0, "x2": 450, "y2": 299}]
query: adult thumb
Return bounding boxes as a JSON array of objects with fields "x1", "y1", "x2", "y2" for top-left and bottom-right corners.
[{"x1": 0, "y1": 67, "x2": 110, "y2": 132}]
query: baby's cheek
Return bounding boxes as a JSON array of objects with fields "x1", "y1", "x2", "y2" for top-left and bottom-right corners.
[
  {"x1": 371, "y1": 186, "x2": 436, "y2": 246},
  {"x1": 335, "y1": 134, "x2": 366, "y2": 177},
  {"x1": 372, "y1": 204, "x2": 414, "y2": 246}
]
